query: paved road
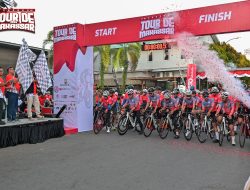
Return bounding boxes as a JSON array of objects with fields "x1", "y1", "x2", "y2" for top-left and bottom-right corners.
[{"x1": 0, "y1": 130, "x2": 249, "y2": 190}]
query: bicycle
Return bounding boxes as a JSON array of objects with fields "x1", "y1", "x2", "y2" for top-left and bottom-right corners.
[
  {"x1": 93, "y1": 108, "x2": 105, "y2": 134},
  {"x1": 196, "y1": 113, "x2": 215, "y2": 143},
  {"x1": 218, "y1": 115, "x2": 230, "y2": 146},
  {"x1": 143, "y1": 110, "x2": 160, "y2": 137},
  {"x1": 239, "y1": 114, "x2": 250, "y2": 148},
  {"x1": 117, "y1": 109, "x2": 143, "y2": 136},
  {"x1": 158, "y1": 110, "x2": 182, "y2": 139}
]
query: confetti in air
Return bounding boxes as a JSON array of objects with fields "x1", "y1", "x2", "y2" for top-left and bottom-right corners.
[{"x1": 176, "y1": 32, "x2": 250, "y2": 108}]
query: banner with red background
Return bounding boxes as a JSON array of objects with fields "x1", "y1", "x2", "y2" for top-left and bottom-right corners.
[
  {"x1": 83, "y1": 1, "x2": 250, "y2": 46},
  {"x1": 186, "y1": 64, "x2": 197, "y2": 90}
]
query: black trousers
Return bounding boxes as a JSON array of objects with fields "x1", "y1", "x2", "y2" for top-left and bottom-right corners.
[{"x1": 0, "y1": 98, "x2": 4, "y2": 121}]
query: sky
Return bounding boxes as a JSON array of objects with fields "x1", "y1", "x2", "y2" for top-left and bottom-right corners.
[{"x1": 0, "y1": 0, "x2": 249, "y2": 53}]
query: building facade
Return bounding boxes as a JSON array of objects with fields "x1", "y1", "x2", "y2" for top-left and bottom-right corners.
[
  {"x1": 94, "y1": 35, "x2": 219, "y2": 90},
  {"x1": 0, "y1": 41, "x2": 48, "y2": 76}
]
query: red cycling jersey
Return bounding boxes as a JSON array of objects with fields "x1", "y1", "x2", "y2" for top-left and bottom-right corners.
[{"x1": 101, "y1": 96, "x2": 112, "y2": 109}]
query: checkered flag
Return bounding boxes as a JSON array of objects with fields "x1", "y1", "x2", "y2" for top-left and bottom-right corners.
[
  {"x1": 15, "y1": 40, "x2": 36, "y2": 93},
  {"x1": 33, "y1": 51, "x2": 52, "y2": 95}
]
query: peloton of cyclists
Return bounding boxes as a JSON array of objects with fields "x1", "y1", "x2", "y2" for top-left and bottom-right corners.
[{"x1": 93, "y1": 85, "x2": 250, "y2": 147}]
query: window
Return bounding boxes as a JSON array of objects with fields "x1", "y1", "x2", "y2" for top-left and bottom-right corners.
[
  {"x1": 164, "y1": 49, "x2": 169, "y2": 60},
  {"x1": 148, "y1": 52, "x2": 153, "y2": 61}
]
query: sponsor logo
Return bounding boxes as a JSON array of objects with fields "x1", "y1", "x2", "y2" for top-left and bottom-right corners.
[
  {"x1": 139, "y1": 15, "x2": 175, "y2": 39},
  {"x1": 0, "y1": 8, "x2": 35, "y2": 33},
  {"x1": 199, "y1": 11, "x2": 232, "y2": 24}
]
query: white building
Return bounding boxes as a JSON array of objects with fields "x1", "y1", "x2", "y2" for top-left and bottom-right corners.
[{"x1": 94, "y1": 35, "x2": 219, "y2": 90}]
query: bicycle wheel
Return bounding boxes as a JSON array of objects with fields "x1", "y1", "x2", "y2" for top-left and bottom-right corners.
[
  {"x1": 209, "y1": 129, "x2": 215, "y2": 140},
  {"x1": 218, "y1": 125, "x2": 224, "y2": 146},
  {"x1": 183, "y1": 119, "x2": 193, "y2": 141},
  {"x1": 197, "y1": 121, "x2": 208, "y2": 143},
  {"x1": 93, "y1": 115, "x2": 104, "y2": 134},
  {"x1": 144, "y1": 117, "x2": 154, "y2": 137},
  {"x1": 117, "y1": 116, "x2": 129, "y2": 135},
  {"x1": 135, "y1": 122, "x2": 143, "y2": 135},
  {"x1": 158, "y1": 118, "x2": 170, "y2": 139},
  {"x1": 239, "y1": 124, "x2": 246, "y2": 148}
]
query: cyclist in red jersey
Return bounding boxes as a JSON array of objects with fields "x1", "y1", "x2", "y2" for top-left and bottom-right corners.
[
  {"x1": 100, "y1": 91, "x2": 113, "y2": 133},
  {"x1": 122, "y1": 89, "x2": 143, "y2": 131},
  {"x1": 215, "y1": 92, "x2": 236, "y2": 145},
  {"x1": 140, "y1": 89, "x2": 149, "y2": 111},
  {"x1": 145, "y1": 87, "x2": 160, "y2": 115}
]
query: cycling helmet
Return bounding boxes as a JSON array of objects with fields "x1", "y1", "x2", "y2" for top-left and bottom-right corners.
[
  {"x1": 202, "y1": 91, "x2": 209, "y2": 97},
  {"x1": 185, "y1": 90, "x2": 192, "y2": 96},
  {"x1": 221, "y1": 91, "x2": 229, "y2": 98},
  {"x1": 127, "y1": 85, "x2": 134, "y2": 90},
  {"x1": 192, "y1": 90, "x2": 196, "y2": 94},
  {"x1": 148, "y1": 87, "x2": 155, "y2": 93},
  {"x1": 127, "y1": 89, "x2": 134, "y2": 95},
  {"x1": 211, "y1": 86, "x2": 219, "y2": 93},
  {"x1": 155, "y1": 86, "x2": 162, "y2": 91},
  {"x1": 164, "y1": 92, "x2": 171, "y2": 99},
  {"x1": 173, "y1": 89, "x2": 179, "y2": 94},
  {"x1": 190, "y1": 86, "x2": 195, "y2": 91},
  {"x1": 142, "y1": 89, "x2": 148, "y2": 93},
  {"x1": 109, "y1": 88, "x2": 115, "y2": 94},
  {"x1": 103, "y1": 91, "x2": 109, "y2": 97}
]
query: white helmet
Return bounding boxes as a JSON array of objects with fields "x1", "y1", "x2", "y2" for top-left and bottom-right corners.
[
  {"x1": 103, "y1": 91, "x2": 109, "y2": 97},
  {"x1": 185, "y1": 90, "x2": 192, "y2": 96},
  {"x1": 164, "y1": 92, "x2": 171, "y2": 99},
  {"x1": 221, "y1": 91, "x2": 229, "y2": 98}
]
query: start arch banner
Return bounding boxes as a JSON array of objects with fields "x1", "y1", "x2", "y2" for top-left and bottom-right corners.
[{"x1": 53, "y1": 1, "x2": 250, "y2": 131}]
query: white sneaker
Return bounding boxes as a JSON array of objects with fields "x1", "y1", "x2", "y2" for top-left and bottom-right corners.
[
  {"x1": 232, "y1": 136, "x2": 236, "y2": 146},
  {"x1": 185, "y1": 130, "x2": 190, "y2": 137},
  {"x1": 107, "y1": 127, "x2": 110, "y2": 133}
]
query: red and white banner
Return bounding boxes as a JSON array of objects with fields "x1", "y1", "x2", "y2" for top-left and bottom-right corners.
[
  {"x1": 54, "y1": 24, "x2": 93, "y2": 132},
  {"x1": 186, "y1": 64, "x2": 197, "y2": 90},
  {"x1": 82, "y1": 1, "x2": 250, "y2": 46},
  {"x1": 197, "y1": 70, "x2": 250, "y2": 79}
]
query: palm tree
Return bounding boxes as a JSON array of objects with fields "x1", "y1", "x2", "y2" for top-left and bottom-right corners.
[
  {"x1": 112, "y1": 43, "x2": 141, "y2": 91},
  {"x1": 94, "y1": 45, "x2": 111, "y2": 89},
  {"x1": 43, "y1": 30, "x2": 54, "y2": 70}
]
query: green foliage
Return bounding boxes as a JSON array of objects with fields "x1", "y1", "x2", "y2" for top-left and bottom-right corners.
[
  {"x1": 94, "y1": 45, "x2": 111, "y2": 89},
  {"x1": 43, "y1": 30, "x2": 54, "y2": 69},
  {"x1": 112, "y1": 43, "x2": 141, "y2": 91},
  {"x1": 209, "y1": 42, "x2": 250, "y2": 67}
]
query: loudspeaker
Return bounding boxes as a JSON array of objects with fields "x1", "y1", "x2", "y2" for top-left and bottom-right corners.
[{"x1": 55, "y1": 104, "x2": 67, "y2": 118}]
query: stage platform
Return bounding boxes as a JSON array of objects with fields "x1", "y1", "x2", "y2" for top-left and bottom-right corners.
[{"x1": 0, "y1": 118, "x2": 65, "y2": 148}]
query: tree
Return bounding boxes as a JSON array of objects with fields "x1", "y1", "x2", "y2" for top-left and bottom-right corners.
[
  {"x1": 210, "y1": 42, "x2": 250, "y2": 68},
  {"x1": 43, "y1": 30, "x2": 54, "y2": 69},
  {"x1": 112, "y1": 43, "x2": 141, "y2": 91},
  {"x1": 94, "y1": 45, "x2": 111, "y2": 89},
  {"x1": 210, "y1": 42, "x2": 250, "y2": 86}
]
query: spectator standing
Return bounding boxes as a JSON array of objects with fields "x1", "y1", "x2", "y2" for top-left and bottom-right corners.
[
  {"x1": 26, "y1": 77, "x2": 44, "y2": 120},
  {"x1": 5, "y1": 67, "x2": 20, "y2": 122},
  {"x1": 0, "y1": 67, "x2": 6, "y2": 125}
]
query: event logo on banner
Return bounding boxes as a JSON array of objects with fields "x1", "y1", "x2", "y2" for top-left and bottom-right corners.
[
  {"x1": 0, "y1": 9, "x2": 35, "y2": 33},
  {"x1": 186, "y1": 64, "x2": 197, "y2": 90},
  {"x1": 53, "y1": 23, "x2": 93, "y2": 132},
  {"x1": 139, "y1": 15, "x2": 175, "y2": 39}
]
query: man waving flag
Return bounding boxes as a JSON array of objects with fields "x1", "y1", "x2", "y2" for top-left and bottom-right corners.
[
  {"x1": 33, "y1": 51, "x2": 52, "y2": 95},
  {"x1": 15, "y1": 39, "x2": 36, "y2": 93}
]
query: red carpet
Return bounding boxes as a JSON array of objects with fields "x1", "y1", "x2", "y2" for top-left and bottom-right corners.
[{"x1": 64, "y1": 127, "x2": 78, "y2": 135}]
